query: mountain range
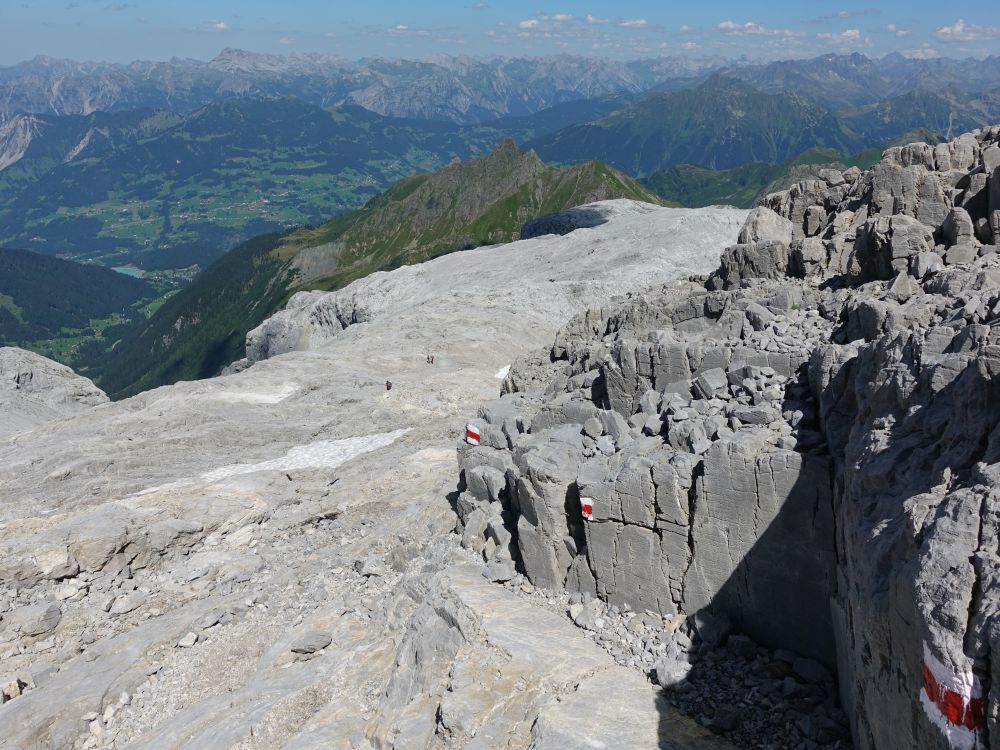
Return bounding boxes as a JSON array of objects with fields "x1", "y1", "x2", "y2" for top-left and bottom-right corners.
[
  {"x1": 528, "y1": 76, "x2": 864, "y2": 174},
  {"x1": 5, "y1": 50, "x2": 1000, "y2": 126},
  {"x1": 5, "y1": 74, "x2": 999, "y2": 272},
  {"x1": 78, "y1": 142, "x2": 662, "y2": 398},
  {"x1": 721, "y1": 51, "x2": 1000, "y2": 110},
  {"x1": 0, "y1": 51, "x2": 719, "y2": 125}
]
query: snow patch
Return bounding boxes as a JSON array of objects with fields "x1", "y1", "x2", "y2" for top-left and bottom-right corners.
[
  {"x1": 494, "y1": 365, "x2": 511, "y2": 379},
  {"x1": 213, "y1": 384, "x2": 298, "y2": 404},
  {"x1": 136, "y1": 429, "x2": 408, "y2": 495},
  {"x1": 200, "y1": 428, "x2": 410, "y2": 481}
]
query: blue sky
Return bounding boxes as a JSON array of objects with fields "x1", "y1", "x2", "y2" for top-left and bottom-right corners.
[{"x1": 2, "y1": 0, "x2": 997, "y2": 65}]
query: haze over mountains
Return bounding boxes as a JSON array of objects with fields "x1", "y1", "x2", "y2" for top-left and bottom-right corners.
[
  {"x1": 0, "y1": 51, "x2": 719, "y2": 124},
  {"x1": 4, "y1": 50, "x2": 1000, "y2": 125}
]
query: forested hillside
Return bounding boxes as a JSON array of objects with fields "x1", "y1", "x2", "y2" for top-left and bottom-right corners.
[{"x1": 0, "y1": 247, "x2": 154, "y2": 357}]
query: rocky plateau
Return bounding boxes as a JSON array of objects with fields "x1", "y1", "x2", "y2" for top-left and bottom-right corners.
[{"x1": 0, "y1": 202, "x2": 744, "y2": 749}]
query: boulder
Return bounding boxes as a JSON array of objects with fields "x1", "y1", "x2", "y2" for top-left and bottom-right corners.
[
  {"x1": 849, "y1": 215, "x2": 934, "y2": 282},
  {"x1": 737, "y1": 207, "x2": 794, "y2": 246},
  {"x1": 941, "y1": 206, "x2": 977, "y2": 248},
  {"x1": 708, "y1": 241, "x2": 790, "y2": 290}
]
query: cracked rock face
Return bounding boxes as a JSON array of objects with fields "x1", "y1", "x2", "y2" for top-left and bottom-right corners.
[{"x1": 456, "y1": 125, "x2": 1000, "y2": 749}]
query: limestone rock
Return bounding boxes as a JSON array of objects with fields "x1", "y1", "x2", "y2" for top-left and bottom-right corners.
[
  {"x1": 736, "y1": 206, "x2": 794, "y2": 246},
  {"x1": 0, "y1": 200, "x2": 747, "y2": 750},
  {"x1": 456, "y1": 127, "x2": 1000, "y2": 749},
  {"x1": 0, "y1": 348, "x2": 107, "y2": 439},
  {"x1": 290, "y1": 631, "x2": 333, "y2": 654},
  {"x1": 4, "y1": 602, "x2": 61, "y2": 637}
]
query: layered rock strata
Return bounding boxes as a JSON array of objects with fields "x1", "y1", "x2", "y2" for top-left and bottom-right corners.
[{"x1": 456, "y1": 126, "x2": 1000, "y2": 750}]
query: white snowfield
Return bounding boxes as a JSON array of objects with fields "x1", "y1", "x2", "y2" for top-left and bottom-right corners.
[
  {"x1": 199, "y1": 429, "x2": 410, "y2": 482},
  {"x1": 0, "y1": 201, "x2": 745, "y2": 750}
]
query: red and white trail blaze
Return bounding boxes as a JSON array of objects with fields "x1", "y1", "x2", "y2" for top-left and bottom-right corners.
[
  {"x1": 580, "y1": 497, "x2": 594, "y2": 521},
  {"x1": 920, "y1": 642, "x2": 985, "y2": 749},
  {"x1": 465, "y1": 424, "x2": 481, "y2": 446}
]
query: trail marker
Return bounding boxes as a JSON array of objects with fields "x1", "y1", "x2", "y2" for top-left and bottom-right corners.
[{"x1": 920, "y1": 642, "x2": 984, "y2": 750}]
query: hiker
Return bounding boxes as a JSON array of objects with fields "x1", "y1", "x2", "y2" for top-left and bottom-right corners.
[{"x1": 385, "y1": 380, "x2": 393, "y2": 391}]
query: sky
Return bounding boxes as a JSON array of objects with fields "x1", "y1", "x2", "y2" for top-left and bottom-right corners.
[{"x1": 1, "y1": 0, "x2": 998, "y2": 65}]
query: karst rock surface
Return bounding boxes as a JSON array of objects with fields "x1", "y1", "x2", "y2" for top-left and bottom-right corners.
[
  {"x1": 455, "y1": 126, "x2": 1000, "y2": 749},
  {"x1": 0, "y1": 201, "x2": 745, "y2": 749},
  {"x1": 0, "y1": 347, "x2": 109, "y2": 439}
]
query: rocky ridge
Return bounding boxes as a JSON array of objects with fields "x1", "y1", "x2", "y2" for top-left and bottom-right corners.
[
  {"x1": 455, "y1": 126, "x2": 1000, "y2": 749},
  {"x1": 0, "y1": 201, "x2": 744, "y2": 748}
]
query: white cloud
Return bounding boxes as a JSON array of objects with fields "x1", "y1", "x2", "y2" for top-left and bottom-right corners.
[
  {"x1": 901, "y1": 45, "x2": 940, "y2": 59},
  {"x1": 618, "y1": 19, "x2": 648, "y2": 29},
  {"x1": 802, "y1": 8, "x2": 880, "y2": 25},
  {"x1": 552, "y1": 13, "x2": 573, "y2": 22},
  {"x1": 882, "y1": 24, "x2": 911, "y2": 38},
  {"x1": 681, "y1": 41, "x2": 699, "y2": 49},
  {"x1": 586, "y1": 14, "x2": 608, "y2": 25},
  {"x1": 934, "y1": 19, "x2": 1000, "y2": 43},
  {"x1": 279, "y1": 36, "x2": 294, "y2": 45},
  {"x1": 817, "y1": 28, "x2": 873, "y2": 48},
  {"x1": 679, "y1": 24, "x2": 693, "y2": 33},
  {"x1": 518, "y1": 19, "x2": 539, "y2": 29},
  {"x1": 386, "y1": 24, "x2": 432, "y2": 37},
  {"x1": 717, "y1": 20, "x2": 802, "y2": 38},
  {"x1": 205, "y1": 20, "x2": 229, "y2": 32}
]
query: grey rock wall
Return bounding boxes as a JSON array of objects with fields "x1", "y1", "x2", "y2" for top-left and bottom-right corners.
[{"x1": 456, "y1": 124, "x2": 1000, "y2": 749}]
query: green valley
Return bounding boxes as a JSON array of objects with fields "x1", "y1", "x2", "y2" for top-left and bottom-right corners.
[{"x1": 0, "y1": 246, "x2": 158, "y2": 360}]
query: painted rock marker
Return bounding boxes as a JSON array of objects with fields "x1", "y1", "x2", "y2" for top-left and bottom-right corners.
[{"x1": 920, "y1": 642, "x2": 984, "y2": 750}]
